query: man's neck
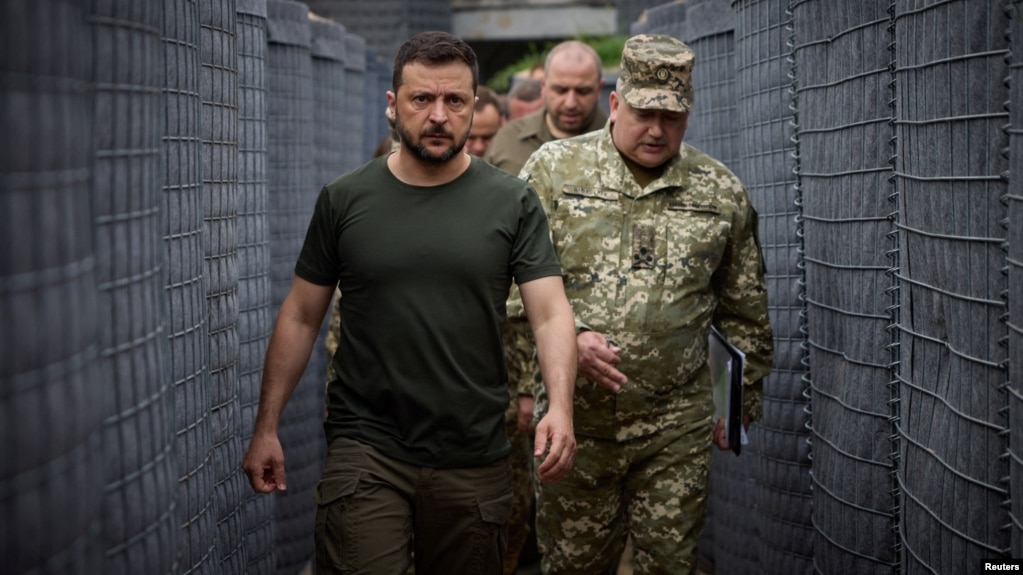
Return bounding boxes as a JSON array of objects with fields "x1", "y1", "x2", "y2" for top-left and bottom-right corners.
[
  {"x1": 544, "y1": 112, "x2": 574, "y2": 140},
  {"x1": 620, "y1": 152, "x2": 667, "y2": 190},
  {"x1": 388, "y1": 147, "x2": 472, "y2": 187}
]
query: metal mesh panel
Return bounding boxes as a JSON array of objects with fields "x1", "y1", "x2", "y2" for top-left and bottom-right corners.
[
  {"x1": 892, "y1": 1, "x2": 1011, "y2": 571},
  {"x1": 200, "y1": 1, "x2": 246, "y2": 572},
  {"x1": 303, "y1": 0, "x2": 451, "y2": 65},
  {"x1": 1, "y1": 2, "x2": 104, "y2": 573},
  {"x1": 1008, "y1": 0, "x2": 1023, "y2": 558},
  {"x1": 266, "y1": 2, "x2": 322, "y2": 573},
  {"x1": 89, "y1": 1, "x2": 180, "y2": 572},
  {"x1": 236, "y1": 0, "x2": 276, "y2": 572},
  {"x1": 364, "y1": 52, "x2": 393, "y2": 162},
  {"x1": 345, "y1": 34, "x2": 369, "y2": 170},
  {"x1": 732, "y1": 1, "x2": 814, "y2": 573},
  {"x1": 680, "y1": 0, "x2": 743, "y2": 176},
  {"x1": 791, "y1": 1, "x2": 899, "y2": 573},
  {"x1": 310, "y1": 17, "x2": 348, "y2": 187},
  {"x1": 162, "y1": 1, "x2": 219, "y2": 573}
]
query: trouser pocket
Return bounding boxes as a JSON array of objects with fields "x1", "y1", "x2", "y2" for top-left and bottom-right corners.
[{"x1": 314, "y1": 472, "x2": 361, "y2": 574}]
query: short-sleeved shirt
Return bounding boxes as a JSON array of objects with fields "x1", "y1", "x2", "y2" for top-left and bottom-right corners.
[{"x1": 296, "y1": 155, "x2": 562, "y2": 468}]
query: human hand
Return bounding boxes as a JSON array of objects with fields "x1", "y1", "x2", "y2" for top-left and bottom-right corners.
[
  {"x1": 516, "y1": 395, "x2": 535, "y2": 433},
  {"x1": 242, "y1": 432, "x2": 288, "y2": 493},
  {"x1": 533, "y1": 408, "x2": 576, "y2": 483},
  {"x1": 712, "y1": 417, "x2": 731, "y2": 451},
  {"x1": 576, "y1": 330, "x2": 628, "y2": 393},
  {"x1": 713, "y1": 416, "x2": 752, "y2": 452}
]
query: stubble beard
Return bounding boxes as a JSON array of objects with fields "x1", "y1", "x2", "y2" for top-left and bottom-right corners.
[
  {"x1": 396, "y1": 115, "x2": 468, "y2": 165},
  {"x1": 552, "y1": 106, "x2": 594, "y2": 137}
]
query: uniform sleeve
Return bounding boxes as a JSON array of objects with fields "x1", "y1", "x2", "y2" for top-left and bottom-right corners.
[{"x1": 712, "y1": 190, "x2": 774, "y2": 421}]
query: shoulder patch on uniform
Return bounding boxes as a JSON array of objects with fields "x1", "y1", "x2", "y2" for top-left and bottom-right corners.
[
  {"x1": 667, "y1": 199, "x2": 720, "y2": 213},
  {"x1": 562, "y1": 185, "x2": 619, "y2": 201}
]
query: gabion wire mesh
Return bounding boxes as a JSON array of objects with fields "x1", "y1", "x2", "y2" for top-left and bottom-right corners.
[
  {"x1": 365, "y1": 52, "x2": 393, "y2": 164},
  {"x1": 162, "y1": 0, "x2": 219, "y2": 573},
  {"x1": 733, "y1": 0, "x2": 813, "y2": 572},
  {"x1": 265, "y1": 2, "x2": 322, "y2": 573},
  {"x1": 2, "y1": 2, "x2": 104, "y2": 573},
  {"x1": 892, "y1": 1, "x2": 1011, "y2": 571},
  {"x1": 200, "y1": 1, "x2": 247, "y2": 572},
  {"x1": 344, "y1": 34, "x2": 368, "y2": 171},
  {"x1": 302, "y1": 0, "x2": 452, "y2": 65},
  {"x1": 310, "y1": 17, "x2": 348, "y2": 188},
  {"x1": 89, "y1": 0, "x2": 180, "y2": 572},
  {"x1": 791, "y1": 1, "x2": 899, "y2": 573},
  {"x1": 1007, "y1": 0, "x2": 1023, "y2": 559},
  {"x1": 235, "y1": 0, "x2": 276, "y2": 572}
]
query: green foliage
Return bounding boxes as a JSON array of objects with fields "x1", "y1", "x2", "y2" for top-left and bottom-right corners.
[{"x1": 485, "y1": 35, "x2": 628, "y2": 93}]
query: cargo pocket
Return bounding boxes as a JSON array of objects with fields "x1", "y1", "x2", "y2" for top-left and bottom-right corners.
[
  {"x1": 470, "y1": 488, "x2": 514, "y2": 573},
  {"x1": 314, "y1": 473, "x2": 361, "y2": 574}
]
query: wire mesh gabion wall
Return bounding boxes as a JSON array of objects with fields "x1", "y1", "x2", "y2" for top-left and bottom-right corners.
[
  {"x1": 892, "y1": 2, "x2": 1010, "y2": 571},
  {"x1": 2, "y1": 0, "x2": 376, "y2": 572},
  {"x1": 163, "y1": 0, "x2": 219, "y2": 573},
  {"x1": 200, "y1": 1, "x2": 248, "y2": 572},
  {"x1": 792, "y1": 1, "x2": 899, "y2": 572},
  {"x1": 733, "y1": 0, "x2": 813, "y2": 573},
  {"x1": 264, "y1": 2, "x2": 325, "y2": 573},
  {"x1": 635, "y1": 0, "x2": 1018, "y2": 573},
  {"x1": 235, "y1": 0, "x2": 276, "y2": 572},
  {"x1": 2, "y1": 1, "x2": 104, "y2": 573},
  {"x1": 89, "y1": 1, "x2": 181, "y2": 572},
  {"x1": 344, "y1": 33, "x2": 368, "y2": 181},
  {"x1": 1009, "y1": 0, "x2": 1023, "y2": 560},
  {"x1": 310, "y1": 16, "x2": 348, "y2": 188}
]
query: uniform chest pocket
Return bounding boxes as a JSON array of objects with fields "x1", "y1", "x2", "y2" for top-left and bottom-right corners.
[
  {"x1": 664, "y1": 201, "x2": 729, "y2": 286},
  {"x1": 551, "y1": 186, "x2": 623, "y2": 257}
]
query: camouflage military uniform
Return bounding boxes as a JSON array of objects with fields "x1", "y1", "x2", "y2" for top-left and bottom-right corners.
[{"x1": 517, "y1": 35, "x2": 773, "y2": 575}]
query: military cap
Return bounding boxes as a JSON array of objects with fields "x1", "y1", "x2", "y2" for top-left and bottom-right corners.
[{"x1": 617, "y1": 34, "x2": 694, "y2": 112}]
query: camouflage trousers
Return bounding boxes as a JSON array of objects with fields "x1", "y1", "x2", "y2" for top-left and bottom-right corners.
[
  {"x1": 535, "y1": 420, "x2": 712, "y2": 575},
  {"x1": 504, "y1": 411, "x2": 535, "y2": 575},
  {"x1": 325, "y1": 289, "x2": 342, "y2": 383}
]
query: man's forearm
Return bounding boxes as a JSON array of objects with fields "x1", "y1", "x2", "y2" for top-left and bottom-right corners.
[
  {"x1": 531, "y1": 310, "x2": 577, "y2": 416},
  {"x1": 252, "y1": 292, "x2": 328, "y2": 435}
]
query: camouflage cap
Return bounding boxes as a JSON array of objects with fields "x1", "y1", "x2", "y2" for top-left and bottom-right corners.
[{"x1": 617, "y1": 34, "x2": 694, "y2": 112}]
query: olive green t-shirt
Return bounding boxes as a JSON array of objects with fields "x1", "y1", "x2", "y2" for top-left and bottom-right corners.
[{"x1": 296, "y1": 155, "x2": 562, "y2": 468}]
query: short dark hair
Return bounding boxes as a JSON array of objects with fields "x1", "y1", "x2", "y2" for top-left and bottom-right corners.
[
  {"x1": 392, "y1": 31, "x2": 479, "y2": 94},
  {"x1": 509, "y1": 78, "x2": 542, "y2": 102}
]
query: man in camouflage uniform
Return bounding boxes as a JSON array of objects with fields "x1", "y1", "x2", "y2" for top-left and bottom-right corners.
[
  {"x1": 515, "y1": 34, "x2": 774, "y2": 574},
  {"x1": 488, "y1": 39, "x2": 608, "y2": 575}
]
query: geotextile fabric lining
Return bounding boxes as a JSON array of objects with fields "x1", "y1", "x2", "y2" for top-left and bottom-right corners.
[
  {"x1": 89, "y1": 0, "x2": 180, "y2": 572},
  {"x1": 266, "y1": 2, "x2": 325, "y2": 573},
  {"x1": 236, "y1": 0, "x2": 276, "y2": 571},
  {"x1": 163, "y1": 0, "x2": 218, "y2": 573},
  {"x1": 2, "y1": 1, "x2": 104, "y2": 572}
]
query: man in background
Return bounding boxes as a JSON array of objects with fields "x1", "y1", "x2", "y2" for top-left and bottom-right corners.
[
  {"x1": 484, "y1": 40, "x2": 607, "y2": 176},
  {"x1": 506, "y1": 78, "x2": 543, "y2": 120},
  {"x1": 467, "y1": 85, "x2": 505, "y2": 157}
]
